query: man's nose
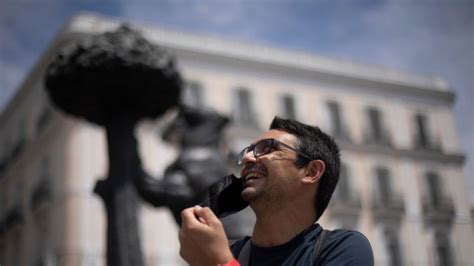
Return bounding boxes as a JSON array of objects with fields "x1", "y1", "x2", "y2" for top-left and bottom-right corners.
[
  {"x1": 241, "y1": 150, "x2": 257, "y2": 164},
  {"x1": 240, "y1": 151, "x2": 257, "y2": 176}
]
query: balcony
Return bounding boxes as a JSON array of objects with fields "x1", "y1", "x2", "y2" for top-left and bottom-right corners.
[
  {"x1": 10, "y1": 137, "x2": 25, "y2": 163},
  {"x1": 329, "y1": 191, "x2": 362, "y2": 218},
  {"x1": 36, "y1": 106, "x2": 53, "y2": 134},
  {"x1": 413, "y1": 135, "x2": 442, "y2": 152},
  {"x1": 0, "y1": 137, "x2": 26, "y2": 176},
  {"x1": 363, "y1": 129, "x2": 393, "y2": 148},
  {"x1": 331, "y1": 127, "x2": 352, "y2": 144},
  {"x1": 371, "y1": 193, "x2": 405, "y2": 222},
  {"x1": 422, "y1": 196, "x2": 455, "y2": 226}
]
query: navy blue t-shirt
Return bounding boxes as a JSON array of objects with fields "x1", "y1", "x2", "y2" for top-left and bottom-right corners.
[{"x1": 230, "y1": 224, "x2": 373, "y2": 266}]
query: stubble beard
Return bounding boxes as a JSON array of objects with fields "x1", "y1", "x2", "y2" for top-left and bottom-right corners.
[
  {"x1": 242, "y1": 184, "x2": 281, "y2": 211},
  {"x1": 241, "y1": 186, "x2": 262, "y2": 202}
]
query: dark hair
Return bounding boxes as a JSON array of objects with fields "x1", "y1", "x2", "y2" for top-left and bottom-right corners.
[{"x1": 270, "y1": 116, "x2": 340, "y2": 221}]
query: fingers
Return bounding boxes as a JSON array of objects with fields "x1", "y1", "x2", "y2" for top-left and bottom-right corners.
[
  {"x1": 179, "y1": 208, "x2": 200, "y2": 260},
  {"x1": 181, "y1": 206, "x2": 223, "y2": 234},
  {"x1": 181, "y1": 207, "x2": 197, "y2": 227},
  {"x1": 181, "y1": 206, "x2": 211, "y2": 228},
  {"x1": 194, "y1": 206, "x2": 221, "y2": 227},
  {"x1": 179, "y1": 206, "x2": 231, "y2": 265}
]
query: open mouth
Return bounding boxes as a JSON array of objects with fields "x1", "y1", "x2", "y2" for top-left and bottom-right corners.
[{"x1": 244, "y1": 172, "x2": 265, "y2": 182}]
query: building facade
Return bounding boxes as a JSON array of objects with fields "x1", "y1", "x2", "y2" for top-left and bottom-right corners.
[{"x1": 0, "y1": 13, "x2": 472, "y2": 266}]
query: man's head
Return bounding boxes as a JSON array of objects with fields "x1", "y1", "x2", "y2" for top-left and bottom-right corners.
[{"x1": 239, "y1": 116, "x2": 340, "y2": 220}]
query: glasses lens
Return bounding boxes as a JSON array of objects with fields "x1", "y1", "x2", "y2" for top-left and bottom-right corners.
[
  {"x1": 254, "y1": 139, "x2": 273, "y2": 157},
  {"x1": 238, "y1": 139, "x2": 275, "y2": 165},
  {"x1": 238, "y1": 147, "x2": 249, "y2": 165}
]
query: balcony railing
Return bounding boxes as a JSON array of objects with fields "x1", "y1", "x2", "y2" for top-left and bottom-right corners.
[
  {"x1": 329, "y1": 191, "x2": 362, "y2": 217},
  {"x1": 10, "y1": 138, "x2": 25, "y2": 163},
  {"x1": 1, "y1": 137, "x2": 26, "y2": 176},
  {"x1": 364, "y1": 129, "x2": 393, "y2": 147},
  {"x1": 422, "y1": 196, "x2": 455, "y2": 226},
  {"x1": 413, "y1": 135, "x2": 442, "y2": 152},
  {"x1": 36, "y1": 106, "x2": 52, "y2": 134},
  {"x1": 332, "y1": 127, "x2": 352, "y2": 143},
  {"x1": 371, "y1": 193, "x2": 405, "y2": 221}
]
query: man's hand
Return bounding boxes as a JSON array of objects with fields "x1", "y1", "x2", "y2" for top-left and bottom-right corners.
[{"x1": 179, "y1": 206, "x2": 235, "y2": 266}]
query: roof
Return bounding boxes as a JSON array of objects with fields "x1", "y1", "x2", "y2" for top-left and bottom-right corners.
[{"x1": 67, "y1": 12, "x2": 449, "y2": 93}]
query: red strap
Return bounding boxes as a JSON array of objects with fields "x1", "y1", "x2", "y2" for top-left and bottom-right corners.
[{"x1": 218, "y1": 258, "x2": 240, "y2": 266}]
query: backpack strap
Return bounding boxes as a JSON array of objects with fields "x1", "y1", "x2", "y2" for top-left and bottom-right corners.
[
  {"x1": 237, "y1": 238, "x2": 251, "y2": 266},
  {"x1": 313, "y1": 229, "x2": 332, "y2": 266}
]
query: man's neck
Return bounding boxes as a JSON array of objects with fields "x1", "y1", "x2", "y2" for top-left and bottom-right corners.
[{"x1": 250, "y1": 202, "x2": 316, "y2": 247}]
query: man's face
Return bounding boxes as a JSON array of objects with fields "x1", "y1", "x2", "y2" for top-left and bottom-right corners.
[{"x1": 239, "y1": 129, "x2": 306, "y2": 206}]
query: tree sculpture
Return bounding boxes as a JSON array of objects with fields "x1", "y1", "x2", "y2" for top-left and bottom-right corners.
[
  {"x1": 134, "y1": 105, "x2": 252, "y2": 239},
  {"x1": 45, "y1": 25, "x2": 182, "y2": 266},
  {"x1": 135, "y1": 105, "x2": 230, "y2": 223}
]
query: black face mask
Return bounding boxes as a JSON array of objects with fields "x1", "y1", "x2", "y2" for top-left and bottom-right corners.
[{"x1": 200, "y1": 174, "x2": 248, "y2": 218}]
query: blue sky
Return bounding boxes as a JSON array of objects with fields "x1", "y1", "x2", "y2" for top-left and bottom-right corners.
[{"x1": 1, "y1": 0, "x2": 473, "y2": 202}]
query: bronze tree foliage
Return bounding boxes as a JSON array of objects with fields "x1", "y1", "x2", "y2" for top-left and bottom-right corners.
[{"x1": 45, "y1": 24, "x2": 182, "y2": 266}]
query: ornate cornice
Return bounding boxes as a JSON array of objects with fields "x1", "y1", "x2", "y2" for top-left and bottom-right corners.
[{"x1": 64, "y1": 13, "x2": 455, "y2": 105}]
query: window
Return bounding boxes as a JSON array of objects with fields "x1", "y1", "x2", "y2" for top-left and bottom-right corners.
[
  {"x1": 435, "y1": 232, "x2": 453, "y2": 266},
  {"x1": 182, "y1": 81, "x2": 204, "y2": 107},
  {"x1": 366, "y1": 107, "x2": 390, "y2": 145},
  {"x1": 334, "y1": 164, "x2": 350, "y2": 202},
  {"x1": 414, "y1": 113, "x2": 438, "y2": 150},
  {"x1": 415, "y1": 114, "x2": 429, "y2": 147},
  {"x1": 368, "y1": 107, "x2": 382, "y2": 140},
  {"x1": 11, "y1": 121, "x2": 26, "y2": 162},
  {"x1": 280, "y1": 94, "x2": 296, "y2": 120},
  {"x1": 327, "y1": 101, "x2": 342, "y2": 136},
  {"x1": 385, "y1": 228, "x2": 403, "y2": 266},
  {"x1": 426, "y1": 172, "x2": 442, "y2": 208},
  {"x1": 36, "y1": 104, "x2": 52, "y2": 134},
  {"x1": 232, "y1": 88, "x2": 257, "y2": 127},
  {"x1": 375, "y1": 167, "x2": 392, "y2": 206},
  {"x1": 327, "y1": 101, "x2": 350, "y2": 140},
  {"x1": 32, "y1": 159, "x2": 53, "y2": 266}
]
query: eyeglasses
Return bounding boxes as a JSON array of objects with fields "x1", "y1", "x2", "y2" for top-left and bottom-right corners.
[{"x1": 237, "y1": 138, "x2": 313, "y2": 165}]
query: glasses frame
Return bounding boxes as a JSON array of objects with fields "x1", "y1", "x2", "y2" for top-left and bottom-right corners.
[{"x1": 238, "y1": 138, "x2": 313, "y2": 165}]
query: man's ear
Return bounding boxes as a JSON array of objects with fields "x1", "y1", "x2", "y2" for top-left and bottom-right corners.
[{"x1": 302, "y1": 160, "x2": 325, "y2": 184}]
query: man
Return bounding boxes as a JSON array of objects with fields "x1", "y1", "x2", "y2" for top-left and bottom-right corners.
[{"x1": 179, "y1": 117, "x2": 373, "y2": 265}]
